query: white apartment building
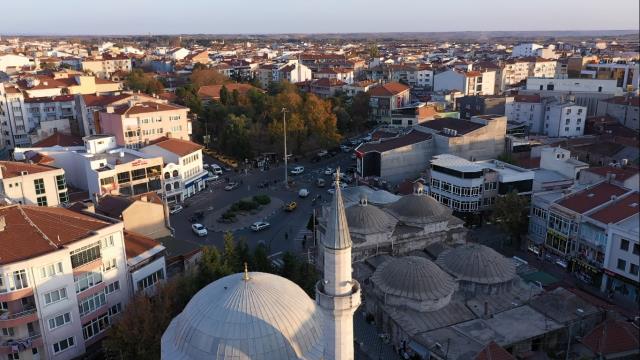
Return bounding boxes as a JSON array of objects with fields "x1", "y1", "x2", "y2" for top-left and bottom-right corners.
[
  {"x1": 544, "y1": 100, "x2": 587, "y2": 137},
  {"x1": 0, "y1": 205, "x2": 130, "y2": 360},
  {"x1": 0, "y1": 83, "x2": 30, "y2": 149},
  {"x1": 526, "y1": 77, "x2": 622, "y2": 94},
  {"x1": 81, "y1": 55, "x2": 131, "y2": 80},
  {"x1": 428, "y1": 154, "x2": 534, "y2": 213},
  {"x1": 504, "y1": 94, "x2": 546, "y2": 133},
  {"x1": 0, "y1": 161, "x2": 68, "y2": 206},
  {"x1": 13, "y1": 135, "x2": 164, "y2": 202},
  {"x1": 314, "y1": 68, "x2": 354, "y2": 85},
  {"x1": 434, "y1": 69, "x2": 496, "y2": 96},
  {"x1": 256, "y1": 60, "x2": 312, "y2": 88},
  {"x1": 532, "y1": 147, "x2": 589, "y2": 192},
  {"x1": 511, "y1": 43, "x2": 543, "y2": 57},
  {"x1": 140, "y1": 138, "x2": 207, "y2": 204},
  {"x1": 500, "y1": 58, "x2": 557, "y2": 91}
]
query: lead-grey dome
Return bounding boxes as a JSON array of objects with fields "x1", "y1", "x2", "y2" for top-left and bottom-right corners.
[
  {"x1": 345, "y1": 198, "x2": 397, "y2": 236},
  {"x1": 385, "y1": 193, "x2": 452, "y2": 225},
  {"x1": 436, "y1": 244, "x2": 516, "y2": 285},
  {"x1": 371, "y1": 256, "x2": 456, "y2": 301},
  {"x1": 161, "y1": 272, "x2": 324, "y2": 360}
]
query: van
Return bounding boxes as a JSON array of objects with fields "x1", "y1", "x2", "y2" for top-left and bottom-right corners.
[
  {"x1": 211, "y1": 164, "x2": 223, "y2": 175},
  {"x1": 290, "y1": 166, "x2": 304, "y2": 175}
]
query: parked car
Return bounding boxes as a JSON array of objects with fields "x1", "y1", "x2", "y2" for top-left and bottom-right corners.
[
  {"x1": 298, "y1": 188, "x2": 310, "y2": 197},
  {"x1": 251, "y1": 221, "x2": 270, "y2": 232},
  {"x1": 203, "y1": 163, "x2": 211, "y2": 170},
  {"x1": 284, "y1": 201, "x2": 297, "y2": 212},
  {"x1": 210, "y1": 164, "x2": 223, "y2": 175},
  {"x1": 317, "y1": 149, "x2": 328, "y2": 157},
  {"x1": 191, "y1": 223, "x2": 208, "y2": 237},
  {"x1": 224, "y1": 182, "x2": 239, "y2": 191},
  {"x1": 324, "y1": 167, "x2": 334, "y2": 175},
  {"x1": 316, "y1": 178, "x2": 326, "y2": 187},
  {"x1": 290, "y1": 166, "x2": 305, "y2": 175},
  {"x1": 169, "y1": 205, "x2": 183, "y2": 214},
  {"x1": 206, "y1": 174, "x2": 220, "y2": 182}
]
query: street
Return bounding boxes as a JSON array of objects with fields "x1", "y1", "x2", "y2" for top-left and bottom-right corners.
[{"x1": 163, "y1": 151, "x2": 355, "y2": 259}]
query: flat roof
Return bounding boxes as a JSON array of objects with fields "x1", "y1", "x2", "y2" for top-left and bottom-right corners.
[{"x1": 431, "y1": 154, "x2": 484, "y2": 172}]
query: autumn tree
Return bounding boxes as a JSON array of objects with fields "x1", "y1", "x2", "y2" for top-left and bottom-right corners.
[
  {"x1": 492, "y1": 191, "x2": 530, "y2": 249},
  {"x1": 125, "y1": 69, "x2": 165, "y2": 95},
  {"x1": 190, "y1": 68, "x2": 228, "y2": 89}
]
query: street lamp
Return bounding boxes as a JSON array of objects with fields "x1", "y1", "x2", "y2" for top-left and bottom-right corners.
[{"x1": 282, "y1": 107, "x2": 289, "y2": 189}]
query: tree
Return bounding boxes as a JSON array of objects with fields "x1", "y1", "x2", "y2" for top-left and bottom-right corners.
[
  {"x1": 349, "y1": 92, "x2": 371, "y2": 132},
  {"x1": 219, "y1": 85, "x2": 229, "y2": 105},
  {"x1": 368, "y1": 44, "x2": 380, "y2": 59},
  {"x1": 492, "y1": 191, "x2": 530, "y2": 249},
  {"x1": 125, "y1": 69, "x2": 165, "y2": 95},
  {"x1": 190, "y1": 68, "x2": 228, "y2": 89}
]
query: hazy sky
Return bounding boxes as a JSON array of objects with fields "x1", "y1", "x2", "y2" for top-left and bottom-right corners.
[{"x1": 1, "y1": 0, "x2": 638, "y2": 35}]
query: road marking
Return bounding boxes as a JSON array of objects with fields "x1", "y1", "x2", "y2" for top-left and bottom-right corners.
[{"x1": 268, "y1": 251, "x2": 283, "y2": 258}]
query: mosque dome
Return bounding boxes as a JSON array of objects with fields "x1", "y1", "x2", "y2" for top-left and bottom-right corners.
[
  {"x1": 371, "y1": 256, "x2": 456, "y2": 302},
  {"x1": 161, "y1": 272, "x2": 324, "y2": 360},
  {"x1": 436, "y1": 243, "x2": 516, "y2": 285},
  {"x1": 385, "y1": 185, "x2": 452, "y2": 226},
  {"x1": 345, "y1": 197, "x2": 398, "y2": 236}
]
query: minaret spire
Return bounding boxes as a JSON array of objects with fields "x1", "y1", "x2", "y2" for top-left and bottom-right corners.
[{"x1": 316, "y1": 168, "x2": 361, "y2": 360}]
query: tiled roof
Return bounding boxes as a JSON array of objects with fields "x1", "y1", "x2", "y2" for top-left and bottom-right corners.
[
  {"x1": 124, "y1": 230, "x2": 162, "y2": 260},
  {"x1": 112, "y1": 101, "x2": 187, "y2": 116},
  {"x1": 82, "y1": 93, "x2": 131, "y2": 107},
  {"x1": 557, "y1": 182, "x2": 629, "y2": 214},
  {"x1": 581, "y1": 320, "x2": 640, "y2": 356},
  {"x1": 311, "y1": 78, "x2": 346, "y2": 87},
  {"x1": 357, "y1": 130, "x2": 431, "y2": 153},
  {"x1": 0, "y1": 161, "x2": 60, "y2": 179},
  {"x1": 589, "y1": 192, "x2": 639, "y2": 224},
  {"x1": 475, "y1": 341, "x2": 515, "y2": 360},
  {"x1": 584, "y1": 166, "x2": 638, "y2": 182},
  {"x1": 419, "y1": 117, "x2": 485, "y2": 135},
  {"x1": 197, "y1": 83, "x2": 261, "y2": 100},
  {"x1": 368, "y1": 82, "x2": 410, "y2": 97},
  {"x1": 32, "y1": 132, "x2": 84, "y2": 147},
  {"x1": 514, "y1": 94, "x2": 541, "y2": 103},
  {"x1": 0, "y1": 205, "x2": 112, "y2": 265},
  {"x1": 147, "y1": 137, "x2": 203, "y2": 157},
  {"x1": 23, "y1": 94, "x2": 74, "y2": 103}
]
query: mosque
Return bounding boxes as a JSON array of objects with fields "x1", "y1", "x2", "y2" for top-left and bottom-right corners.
[{"x1": 161, "y1": 174, "x2": 361, "y2": 360}]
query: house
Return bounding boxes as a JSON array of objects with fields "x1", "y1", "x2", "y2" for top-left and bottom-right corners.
[
  {"x1": 368, "y1": 82, "x2": 410, "y2": 123},
  {"x1": 307, "y1": 78, "x2": 346, "y2": 99},
  {"x1": 0, "y1": 161, "x2": 69, "y2": 206},
  {"x1": 95, "y1": 192, "x2": 171, "y2": 239},
  {"x1": 543, "y1": 100, "x2": 587, "y2": 137},
  {"x1": 579, "y1": 320, "x2": 640, "y2": 359},
  {"x1": 434, "y1": 69, "x2": 496, "y2": 96}
]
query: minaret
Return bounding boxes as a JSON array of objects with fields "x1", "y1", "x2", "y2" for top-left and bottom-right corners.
[{"x1": 316, "y1": 169, "x2": 361, "y2": 360}]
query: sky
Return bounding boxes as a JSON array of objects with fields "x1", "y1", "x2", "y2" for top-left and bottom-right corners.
[{"x1": 1, "y1": 0, "x2": 638, "y2": 35}]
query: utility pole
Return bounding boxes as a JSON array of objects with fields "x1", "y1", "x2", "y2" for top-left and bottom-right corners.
[{"x1": 282, "y1": 107, "x2": 288, "y2": 189}]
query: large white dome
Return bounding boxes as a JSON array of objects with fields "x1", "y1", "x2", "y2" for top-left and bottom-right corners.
[{"x1": 161, "y1": 272, "x2": 324, "y2": 360}]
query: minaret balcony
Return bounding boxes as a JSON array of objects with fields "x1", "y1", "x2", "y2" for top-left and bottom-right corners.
[{"x1": 315, "y1": 280, "x2": 361, "y2": 311}]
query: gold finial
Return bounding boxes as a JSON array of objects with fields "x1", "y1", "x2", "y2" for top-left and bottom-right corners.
[
  {"x1": 335, "y1": 166, "x2": 341, "y2": 186},
  {"x1": 243, "y1": 262, "x2": 250, "y2": 281}
]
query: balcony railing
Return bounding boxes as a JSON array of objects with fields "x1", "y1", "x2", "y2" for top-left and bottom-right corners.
[{"x1": 0, "y1": 307, "x2": 36, "y2": 321}]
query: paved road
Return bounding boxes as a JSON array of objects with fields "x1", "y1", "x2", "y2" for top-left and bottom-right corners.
[{"x1": 163, "y1": 152, "x2": 355, "y2": 258}]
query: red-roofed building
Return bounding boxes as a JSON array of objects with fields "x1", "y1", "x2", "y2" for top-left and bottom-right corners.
[
  {"x1": 0, "y1": 160, "x2": 68, "y2": 206},
  {"x1": 368, "y1": 82, "x2": 410, "y2": 123},
  {"x1": 580, "y1": 166, "x2": 639, "y2": 191},
  {"x1": 580, "y1": 320, "x2": 640, "y2": 359}
]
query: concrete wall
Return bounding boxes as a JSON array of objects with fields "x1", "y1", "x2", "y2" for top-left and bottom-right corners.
[
  {"x1": 380, "y1": 139, "x2": 432, "y2": 182},
  {"x1": 122, "y1": 201, "x2": 171, "y2": 239}
]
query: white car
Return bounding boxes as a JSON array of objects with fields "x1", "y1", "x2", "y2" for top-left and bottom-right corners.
[
  {"x1": 324, "y1": 167, "x2": 334, "y2": 175},
  {"x1": 251, "y1": 221, "x2": 270, "y2": 232},
  {"x1": 191, "y1": 223, "x2": 208, "y2": 237},
  {"x1": 298, "y1": 188, "x2": 310, "y2": 198},
  {"x1": 290, "y1": 166, "x2": 305, "y2": 175},
  {"x1": 170, "y1": 205, "x2": 183, "y2": 214},
  {"x1": 211, "y1": 164, "x2": 223, "y2": 175},
  {"x1": 206, "y1": 174, "x2": 220, "y2": 182}
]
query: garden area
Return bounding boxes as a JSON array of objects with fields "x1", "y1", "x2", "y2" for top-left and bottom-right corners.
[{"x1": 208, "y1": 195, "x2": 282, "y2": 232}]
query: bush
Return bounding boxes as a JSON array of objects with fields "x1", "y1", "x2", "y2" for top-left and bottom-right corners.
[
  {"x1": 253, "y1": 194, "x2": 271, "y2": 205},
  {"x1": 237, "y1": 200, "x2": 258, "y2": 211},
  {"x1": 230, "y1": 203, "x2": 241, "y2": 212},
  {"x1": 221, "y1": 211, "x2": 236, "y2": 220}
]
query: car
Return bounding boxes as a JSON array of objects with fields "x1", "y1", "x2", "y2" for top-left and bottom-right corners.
[
  {"x1": 324, "y1": 167, "x2": 334, "y2": 175},
  {"x1": 298, "y1": 188, "x2": 310, "y2": 197},
  {"x1": 362, "y1": 134, "x2": 372, "y2": 141},
  {"x1": 210, "y1": 164, "x2": 223, "y2": 175},
  {"x1": 203, "y1": 163, "x2": 211, "y2": 169},
  {"x1": 316, "y1": 178, "x2": 326, "y2": 187},
  {"x1": 317, "y1": 149, "x2": 328, "y2": 157},
  {"x1": 224, "y1": 182, "x2": 239, "y2": 191},
  {"x1": 251, "y1": 221, "x2": 270, "y2": 232},
  {"x1": 290, "y1": 166, "x2": 305, "y2": 175},
  {"x1": 284, "y1": 201, "x2": 297, "y2": 211},
  {"x1": 205, "y1": 174, "x2": 220, "y2": 182},
  {"x1": 191, "y1": 223, "x2": 208, "y2": 237},
  {"x1": 340, "y1": 145, "x2": 351, "y2": 152},
  {"x1": 169, "y1": 205, "x2": 183, "y2": 214},
  {"x1": 555, "y1": 259, "x2": 568, "y2": 269}
]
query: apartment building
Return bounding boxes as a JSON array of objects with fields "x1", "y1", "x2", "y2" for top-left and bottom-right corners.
[
  {"x1": 595, "y1": 96, "x2": 639, "y2": 131},
  {"x1": 499, "y1": 58, "x2": 557, "y2": 91},
  {"x1": 140, "y1": 137, "x2": 206, "y2": 204},
  {"x1": 98, "y1": 101, "x2": 190, "y2": 149},
  {"x1": 313, "y1": 68, "x2": 354, "y2": 84},
  {"x1": 543, "y1": 100, "x2": 587, "y2": 137},
  {"x1": 532, "y1": 147, "x2": 589, "y2": 192},
  {"x1": 256, "y1": 60, "x2": 312, "y2": 88},
  {"x1": 0, "y1": 84, "x2": 30, "y2": 148},
  {"x1": 0, "y1": 161, "x2": 68, "y2": 206},
  {"x1": 457, "y1": 95, "x2": 508, "y2": 120},
  {"x1": 434, "y1": 69, "x2": 496, "y2": 96},
  {"x1": 505, "y1": 94, "x2": 546, "y2": 133},
  {"x1": 368, "y1": 82, "x2": 410, "y2": 123},
  {"x1": 511, "y1": 43, "x2": 543, "y2": 57},
  {"x1": 369, "y1": 64, "x2": 434, "y2": 89},
  {"x1": 14, "y1": 135, "x2": 164, "y2": 202},
  {"x1": 0, "y1": 205, "x2": 130, "y2": 360},
  {"x1": 95, "y1": 193, "x2": 171, "y2": 240},
  {"x1": 81, "y1": 54, "x2": 132, "y2": 80},
  {"x1": 582, "y1": 62, "x2": 639, "y2": 91},
  {"x1": 428, "y1": 154, "x2": 534, "y2": 214}
]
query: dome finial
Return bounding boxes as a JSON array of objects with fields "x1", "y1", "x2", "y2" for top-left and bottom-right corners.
[
  {"x1": 335, "y1": 166, "x2": 341, "y2": 187},
  {"x1": 243, "y1": 262, "x2": 250, "y2": 281}
]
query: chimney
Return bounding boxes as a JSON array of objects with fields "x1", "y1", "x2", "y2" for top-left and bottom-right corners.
[
  {"x1": 484, "y1": 301, "x2": 489, "y2": 317},
  {"x1": 0, "y1": 215, "x2": 6, "y2": 232}
]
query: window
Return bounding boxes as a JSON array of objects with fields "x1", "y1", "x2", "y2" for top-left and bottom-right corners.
[
  {"x1": 58, "y1": 191, "x2": 69, "y2": 204},
  {"x1": 11, "y1": 270, "x2": 28, "y2": 290},
  {"x1": 70, "y1": 243, "x2": 101, "y2": 268},
  {"x1": 44, "y1": 288, "x2": 67, "y2": 305},
  {"x1": 620, "y1": 239, "x2": 630, "y2": 251},
  {"x1": 633, "y1": 244, "x2": 639, "y2": 255},
  {"x1": 103, "y1": 258, "x2": 117, "y2": 272},
  {"x1": 36, "y1": 196, "x2": 47, "y2": 207},
  {"x1": 33, "y1": 178, "x2": 45, "y2": 195},
  {"x1": 48, "y1": 312, "x2": 72, "y2": 330},
  {"x1": 117, "y1": 172, "x2": 131, "y2": 184},
  {"x1": 52, "y1": 336, "x2": 75, "y2": 354},
  {"x1": 82, "y1": 313, "x2": 110, "y2": 340},
  {"x1": 78, "y1": 291, "x2": 107, "y2": 317},
  {"x1": 55, "y1": 174, "x2": 66, "y2": 190},
  {"x1": 105, "y1": 281, "x2": 120, "y2": 295},
  {"x1": 137, "y1": 269, "x2": 165, "y2": 291},
  {"x1": 108, "y1": 303, "x2": 122, "y2": 316},
  {"x1": 616, "y1": 259, "x2": 626, "y2": 271},
  {"x1": 8, "y1": 352, "x2": 19, "y2": 360},
  {"x1": 101, "y1": 235, "x2": 115, "y2": 248},
  {"x1": 74, "y1": 271, "x2": 103, "y2": 293},
  {"x1": 630, "y1": 264, "x2": 639, "y2": 276},
  {"x1": 40, "y1": 262, "x2": 64, "y2": 278},
  {"x1": 2, "y1": 327, "x2": 15, "y2": 336}
]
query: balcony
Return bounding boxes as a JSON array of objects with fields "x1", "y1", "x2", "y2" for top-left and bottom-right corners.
[
  {"x1": 0, "y1": 288, "x2": 33, "y2": 302},
  {"x1": 72, "y1": 258, "x2": 103, "y2": 276},
  {"x1": 0, "y1": 307, "x2": 38, "y2": 328},
  {"x1": 0, "y1": 333, "x2": 42, "y2": 355}
]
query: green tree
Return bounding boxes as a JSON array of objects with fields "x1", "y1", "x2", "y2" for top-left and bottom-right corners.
[
  {"x1": 368, "y1": 44, "x2": 380, "y2": 58},
  {"x1": 125, "y1": 69, "x2": 165, "y2": 95},
  {"x1": 190, "y1": 68, "x2": 228, "y2": 89},
  {"x1": 349, "y1": 92, "x2": 371, "y2": 132},
  {"x1": 492, "y1": 191, "x2": 530, "y2": 249}
]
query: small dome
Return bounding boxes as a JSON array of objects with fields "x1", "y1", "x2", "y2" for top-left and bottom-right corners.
[
  {"x1": 385, "y1": 193, "x2": 451, "y2": 225},
  {"x1": 345, "y1": 199, "x2": 397, "y2": 236},
  {"x1": 162, "y1": 272, "x2": 323, "y2": 360},
  {"x1": 371, "y1": 256, "x2": 456, "y2": 302},
  {"x1": 436, "y1": 244, "x2": 516, "y2": 285}
]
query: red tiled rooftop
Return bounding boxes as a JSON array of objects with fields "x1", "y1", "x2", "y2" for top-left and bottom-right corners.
[
  {"x1": 557, "y1": 182, "x2": 629, "y2": 214},
  {"x1": 581, "y1": 320, "x2": 640, "y2": 356},
  {"x1": 584, "y1": 166, "x2": 638, "y2": 182},
  {"x1": 0, "y1": 161, "x2": 61, "y2": 179},
  {"x1": 32, "y1": 132, "x2": 84, "y2": 147},
  {"x1": 589, "y1": 192, "x2": 639, "y2": 224},
  {"x1": 147, "y1": 137, "x2": 203, "y2": 157},
  {"x1": 514, "y1": 94, "x2": 541, "y2": 103},
  {"x1": 124, "y1": 230, "x2": 162, "y2": 260},
  {"x1": 197, "y1": 83, "x2": 261, "y2": 100},
  {"x1": 368, "y1": 82, "x2": 410, "y2": 97}
]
